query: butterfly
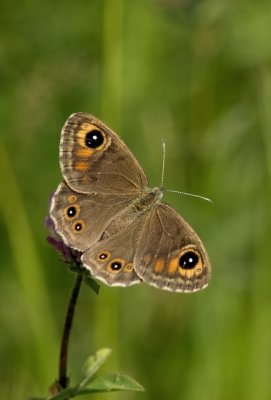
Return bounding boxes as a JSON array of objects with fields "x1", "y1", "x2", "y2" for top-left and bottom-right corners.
[{"x1": 50, "y1": 113, "x2": 211, "y2": 292}]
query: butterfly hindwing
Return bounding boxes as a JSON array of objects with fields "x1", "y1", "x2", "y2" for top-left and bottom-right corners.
[
  {"x1": 134, "y1": 204, "x2": 211, "y2": 292},
  {"x1": 81, "y1": 217, "x2": 144, "y2": 286},
  {"x1": 50, "y1": 181, "x2": 139, "y2": 251}
]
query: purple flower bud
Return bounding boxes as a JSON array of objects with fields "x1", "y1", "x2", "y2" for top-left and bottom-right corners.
[{"x1": 45, "y1": 194, "x2": 82, "y2": 266}]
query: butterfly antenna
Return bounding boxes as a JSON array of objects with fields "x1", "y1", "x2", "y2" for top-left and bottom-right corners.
[
  {"x1": 160, "y1": 140, "x2": 166, "y2": 188},
  {"x1": 160, "y1": 140, "x2": 212, "y2": 203},
  {"x1": 167, "y1": 189, "x2": 213, "y2": 203}
]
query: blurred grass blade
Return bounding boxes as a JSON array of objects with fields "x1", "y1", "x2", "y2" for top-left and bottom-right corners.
[
  {"x1": 79, "y1": 348, "x2": 112, "y2": 387},
  {"x1": 0, "y1": 140, "x2": 58, "y2": 383}
]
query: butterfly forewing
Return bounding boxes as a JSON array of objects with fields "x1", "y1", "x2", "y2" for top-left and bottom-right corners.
[{"x1": 60, "y1": 112, "x2": 148, "y2": 195}]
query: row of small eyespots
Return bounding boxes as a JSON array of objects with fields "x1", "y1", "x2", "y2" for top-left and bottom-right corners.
[
  {"x1": 65, "y1": 196, "x2": 85, "y2": 233},
  {"x1": 97, "y1": 251, "x2": 133, "y2": 273},
  {"x1": 96, "y1": 250, "x2": 202, "y2": 275}
]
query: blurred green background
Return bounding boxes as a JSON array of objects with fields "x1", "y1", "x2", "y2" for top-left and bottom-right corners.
[{"x1": 1, "y1": 0, "x2": 271, "y2": 399}]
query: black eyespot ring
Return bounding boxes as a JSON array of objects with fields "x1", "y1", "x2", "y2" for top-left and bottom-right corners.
[
  {"x1": 110, "y1": 261, "x2": 123, "y2": 271},
  {"x1": 179, "y1": 251, "x2": 199, "y2": 270},
  {"x1": 74, "y1": 222, "x2": 82, "y2": 231},
  {"x1": 85, "y1": 129, "x2": 104, "y2": 148},
  {"x1": 67, "y1": 206, "x2": 77, "y2": 218},
  {"x1": 65, "y1": 204, "x2": 80, "y2": 220},
  {"x1": 72, "y1": 220, "x2": 85, "y2": 233},
  {"x1": 98, "y1": 252, "x2": 110, "y2": 261}
]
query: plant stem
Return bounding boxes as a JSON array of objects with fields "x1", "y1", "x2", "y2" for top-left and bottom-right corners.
[{"x1": 58, "y1": 273, "x2": 83, "y2": 389}]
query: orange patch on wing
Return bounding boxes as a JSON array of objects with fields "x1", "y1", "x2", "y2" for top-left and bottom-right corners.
[
  {"x1": 167, "y1": 257, "x2": 179, "y2": 276},
  {"x1": 180, "y1": 264, "x2": 203, "y2": 279},
  {"x1": 76, "y1": 128, "x2": 91, "y2": 148},
  {"x1": 179, "y1": 269, "x2": 195, "y2": 279},
  {"x1": 75, "y1": 161, "x2": 89, "y2": 172},
  {"x1": 154, "y1": 258, "x2": 165, "y2": 274},
  {"x1": 81, "y1": 122, "x2": 93, "y2": 130},
  {"x1": 75, "y1": 148, "x2": 93, "y2": 158}
]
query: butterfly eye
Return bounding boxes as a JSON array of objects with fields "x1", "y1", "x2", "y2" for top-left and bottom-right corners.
[
  {"x1": 85, "y1": 129, "x2": 105, "y2": 149},
  {"x1": 72, "y1": 220, "x2": 85, "y2": 233}
]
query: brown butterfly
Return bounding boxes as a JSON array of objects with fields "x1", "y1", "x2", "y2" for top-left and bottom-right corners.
[{"x1": 50, "y1": 113, "x2": 211, "y2": 292}]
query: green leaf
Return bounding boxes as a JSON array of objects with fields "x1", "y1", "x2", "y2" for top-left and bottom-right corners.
[
  {"x1": 83, "y1": 275, "x2": 100, "y2": 294},
  {"x1": 79, "y1": 348, "x2": 112, "y2": 387},
  {"x1": 47, "y1": 373, "x2": 143, "y2": 399},
  {"x1": 81, "y1": 373, "x2": 145, "y2": 393},
  {"x1": 47, "y1": 387, "x2": 76, "y2": 400}
]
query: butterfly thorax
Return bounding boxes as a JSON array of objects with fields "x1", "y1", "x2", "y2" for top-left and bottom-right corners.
[
  {"x1": 101, "y1": 187, "x2": 164, "y2": 239},
  {"x1": 132, "y1": 186, "x2": 164, "y2": 212}
]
